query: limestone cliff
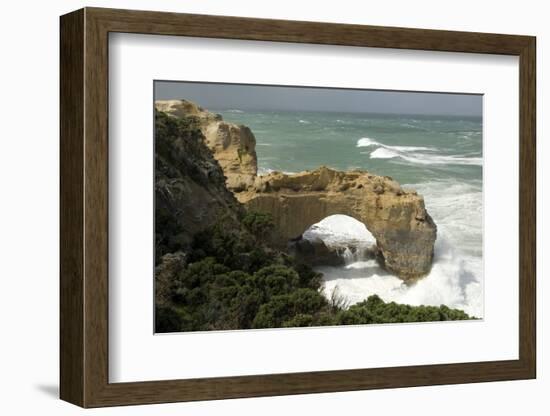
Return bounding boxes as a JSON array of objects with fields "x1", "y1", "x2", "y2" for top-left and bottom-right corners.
[
  {"x1": 155, "y1": 100, "x2": 257, "y2": 191},
  {"x1": 237, "y1": 167, "x2": 436, "y2": 279}
]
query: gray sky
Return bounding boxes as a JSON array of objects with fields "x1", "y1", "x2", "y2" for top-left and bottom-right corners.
[{"x1": 155, "y1": 81, "x2": 482, "y2": 117}]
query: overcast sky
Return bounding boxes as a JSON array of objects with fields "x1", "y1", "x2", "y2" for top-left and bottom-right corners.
[{"x1": 155, "y1": 81, "x2": 482, "y2": 117}]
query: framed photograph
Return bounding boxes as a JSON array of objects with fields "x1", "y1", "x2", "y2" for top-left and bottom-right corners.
[{"x1": 60, "y1": 7, "x2": 536, "y2": 408}]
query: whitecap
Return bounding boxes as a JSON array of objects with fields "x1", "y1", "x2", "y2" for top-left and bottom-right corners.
[
  {"x1": 396, "y1": 153, "x2": 483, "y2": 166},
  {"x1": 257, "y1": 167, "x2": 275, "y2": 175},
  {"x1": 392, "y1": 145, "x2": 433, "y2": 151},
  {"x1": 259, "y1": 167, "x2": 297, "y2": 176},
  {"x1": 369, "y1": 150, "x2": 483, "y2": 166},
  {"x1": 358, "y1": 136, "x2": 482, "y2": 166},
  {"x1": 356, "y1": 137, "x2": 431, "y2": 152},
  {"x1": 370, "y1": 147, "x2": 399, "y2": 159},
  {"x1": 356, "y1": 137, "x2": 381, "y2": 147},
  {"x1": 456, "y1": 131, "x2": 482, "y2": 140}
]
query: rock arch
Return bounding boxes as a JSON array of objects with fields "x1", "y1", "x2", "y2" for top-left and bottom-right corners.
[
  {"x1": 155, "y1": 100, "x2": 437, "y2": 280},
  {"x1": 237, "y1": 167, "x2": 437, "y2": 280}
]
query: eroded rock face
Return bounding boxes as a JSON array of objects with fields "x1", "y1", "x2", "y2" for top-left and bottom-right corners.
[
  {"x1": 155, "y1": 109, "x2": 244, "y2": 260},
  {"x1": 155, "y1": 100, "x2": 257, "y2": 191},
  {"x1": 237, "y1": 167, "x2": 437, "y2": 279}
]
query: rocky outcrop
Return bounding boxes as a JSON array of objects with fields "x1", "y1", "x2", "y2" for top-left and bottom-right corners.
[
  {"x1": 155, "y1": 100, "x2": 257, "y2": 191},
  {"x1": 155, "y1": 109, "x2": 244, "y2": 260},
  {"x1": 237, "y1": 167, "x2": 437, "y2": 279},
  {"x1": 288, "y1": 236, "x2": 345, "y2": 267}
]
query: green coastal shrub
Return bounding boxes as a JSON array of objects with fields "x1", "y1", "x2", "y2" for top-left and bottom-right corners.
[
  {"x1": 253, "y1": 265, "x2": 300, "y2": 299},
  {"x1": 158, "y1": 207, "x2": 474, "y2": 332},
  {"x1": 155, "y1": 306, "x2": 182, "y2": 333},
  {"x1": 335, "y1": 294, "x2": 472, "y2": 325},
  {"x1": 242, "y1": 211, "x2": 275, "y2": 237},
  {"x1": 252, "y1": 288, "x2": 329, "y2": 328}
]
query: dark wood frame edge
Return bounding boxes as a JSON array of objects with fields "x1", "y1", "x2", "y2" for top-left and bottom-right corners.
[{"x1": 60, "y1": 7, "x2": 536, "y2": 408}]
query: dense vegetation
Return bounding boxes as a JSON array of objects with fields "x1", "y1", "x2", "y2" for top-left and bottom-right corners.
[
  {"x1": 156, "y1": 212, "x2": 472, "y2": 332},
  {"x1": 155, "y1": 109, "x2": 244, "y2": 263},
  {"x1": 155, "y1": 110, "x2": 206, "y2": 261}
]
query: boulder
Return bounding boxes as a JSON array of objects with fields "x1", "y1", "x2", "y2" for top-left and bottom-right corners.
[{"x1": 288, "y1": 236, "x2": 344, "y2": 267}]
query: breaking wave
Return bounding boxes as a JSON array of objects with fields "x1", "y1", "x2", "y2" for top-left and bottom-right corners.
[
  {"x1": 257, "y1": 167, "x2": 296, "y2": 176},
  {"x1": 304, "y1": 215, "x2": 376, "y2": 248},
  {"x1": 308, "y1": 181, "x2": 483, "y2": 318},
  {"x1": 357, "y1": 137, "x2": 482, "y2": 167},
  {"x1": 356, "y1": 137, "x2": 431, "y2": 152}
]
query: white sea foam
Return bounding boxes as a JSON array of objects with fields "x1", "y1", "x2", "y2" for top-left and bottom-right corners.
[
  {"x1": 370, "y1": 149, "x2": 483, "y2": 166},
  {"x1": 357, "y1": 137, "x2": 482, "y2": 166},
  {"x1": 356, "y1": 137, "x2": 431, "y2": 152},
  {"x1": 309, "y1": 181, "x2": 483, "y2": 318},
  {"x1": 319, "y1": 234, "x2": 482, "y2": 318},
  {"x1": 258, "y1": 167, "x2": 275, "y2": 175},
  {"x1": 356, "y1": 137, "x2": 382, "y2": 147},
  {"x1": 369, "y1": 148, "x2": 399, "y2": 159},
  {"x1": 299, "y1": 119, "x2": 311, "y2": 124},
  {"x1": 258, "y1": 167, "x2": 296, "y2": 176},
  {"x1": 304, "y1": 215, "x2": 376, "y2": 248},
  {"x1": 457, "y1": 131, "x2": 482, "y2": 140}
]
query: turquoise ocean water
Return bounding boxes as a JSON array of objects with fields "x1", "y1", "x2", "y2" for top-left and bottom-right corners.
[{"x1": 217, "y1": 109, "x2": 484, "y2": 317}]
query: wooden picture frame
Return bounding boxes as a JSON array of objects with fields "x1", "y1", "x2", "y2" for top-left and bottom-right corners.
[{"x1": 60, "y1": 7, "x2": 536, "y2": 408}]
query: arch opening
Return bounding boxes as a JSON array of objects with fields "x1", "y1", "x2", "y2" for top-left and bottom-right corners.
[{"x1": 289, "y1": 214, "x2": 379, "y2": 267}]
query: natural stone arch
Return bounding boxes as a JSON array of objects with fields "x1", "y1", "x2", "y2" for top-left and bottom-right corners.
[
  {"x1": 155, "y1": 100, "x2": 437, "y2": 281},
  {"x1": 237, "y1": 167, "x2": 437, "y2": 280},
  {"x1": 286, "y1": 214, "x2": 376, "y2": 267},
  {"x1": 247, "y1": 193, "x2": 372, "y2": 243}
]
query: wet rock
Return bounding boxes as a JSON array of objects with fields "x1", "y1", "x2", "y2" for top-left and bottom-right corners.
[{"x1": 288, "y1": 236, "x2": 344, "y2": 267}]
